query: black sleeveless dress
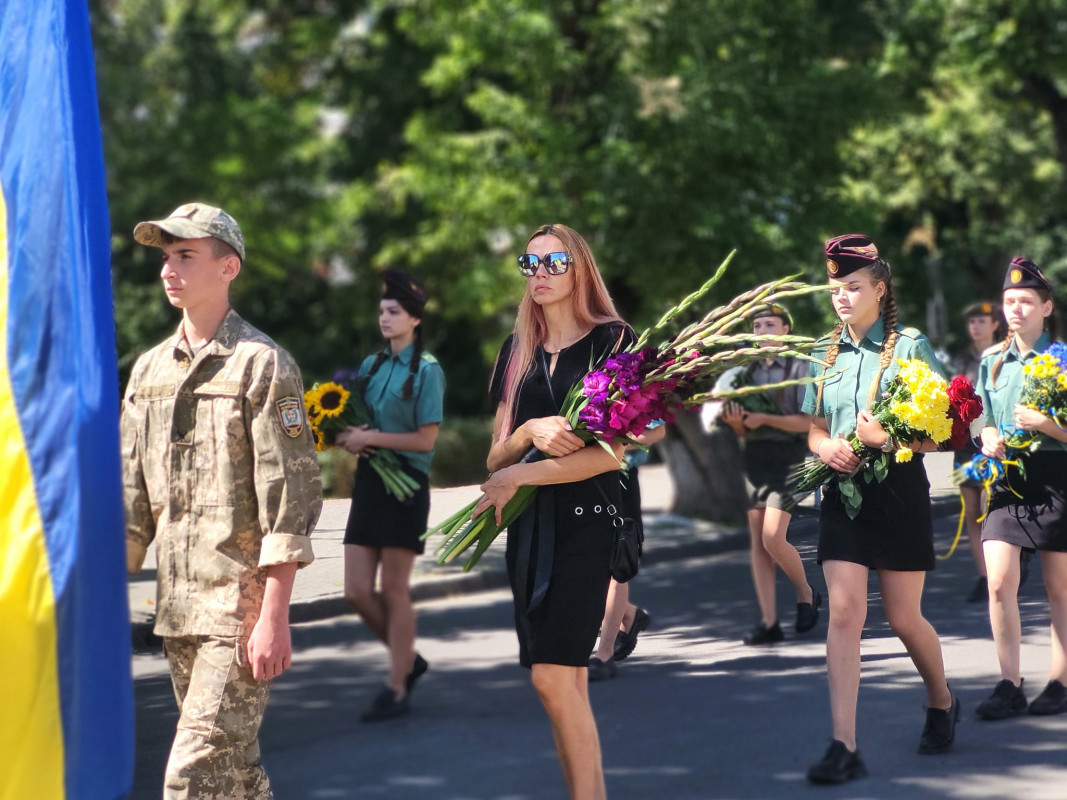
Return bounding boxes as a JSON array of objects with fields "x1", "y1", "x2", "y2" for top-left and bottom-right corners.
[{"x1": 489, "y1": 323, "x2": 635, "y2": 667}]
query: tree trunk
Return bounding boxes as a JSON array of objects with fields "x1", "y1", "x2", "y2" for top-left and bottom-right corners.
[{"x1": 658, "y1": 407, "x2": 746, "y2": 523}]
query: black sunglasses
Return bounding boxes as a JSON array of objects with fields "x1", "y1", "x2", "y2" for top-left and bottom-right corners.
[{"x1": 517, "y1": 252, "x2": 571, "y2": 277}]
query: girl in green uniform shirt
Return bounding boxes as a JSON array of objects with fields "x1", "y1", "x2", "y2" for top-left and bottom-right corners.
[
  {"x1": 973, "y1": 258, "x2": 1067, "y2": 720},
  {"x1": 802, "y1": 235, "x2": 957, "y2": 784}
]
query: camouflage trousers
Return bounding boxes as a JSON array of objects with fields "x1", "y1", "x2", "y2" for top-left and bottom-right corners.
[{"x1": 163, "y1": 635, "x2": 273, "y2": 800}]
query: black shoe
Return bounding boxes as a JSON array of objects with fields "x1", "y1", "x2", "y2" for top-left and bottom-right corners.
[
  {"x1": 918, "y1": 694, "x2": 960, "y2": 754},
  {"x1": 976, "y1": 678, "x2": 1028, "y2": 720},
  {"x1": 613, "y1": 608, "x2": 651, "y2": 662},
  {"x1": 588, "y1": 657, "x2": 618, "y2": 682},
  {"x1": 360, "y1": 687, "x2": 409, "y2": 723},
  {"x1": 406, "y1": 653, "x2": 429, "y2": 695},
  {"x1": 742, "y1": 620, "x2": 784, "y2": 645},
  {"x1": 1028, "y1": 680, "x2": 1067, "y2": 715},
  {"x1": 795, "y1": 590, "x2": 822, "y2": 633},
  {"x1": 966, "y1": 576, "x2": 988, "y2": 603},
  {"x1": 807, "y1": 740, "x2": 868, "y2": 784}
]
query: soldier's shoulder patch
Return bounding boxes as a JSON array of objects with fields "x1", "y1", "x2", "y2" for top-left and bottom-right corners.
[
  {"x1": 276, "y1": 396, "x2": 304, "y2": 438},
  {"x1": 896, "y1": 326, "x2": 922, "y2": 339},
  {"x1": 420, "y1": 352, "x2": 439, "y2": 365}
]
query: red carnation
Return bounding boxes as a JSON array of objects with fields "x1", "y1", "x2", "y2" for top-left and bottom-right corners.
[{"x1": 945, "y1": 376, "x2": 983, "y2": 449}]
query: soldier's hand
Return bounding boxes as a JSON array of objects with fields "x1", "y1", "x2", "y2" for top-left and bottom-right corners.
[{"x1": 247, "y1": 616, "x2": 293, "y2": 682}]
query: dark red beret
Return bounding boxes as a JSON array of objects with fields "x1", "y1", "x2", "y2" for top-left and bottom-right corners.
[{"x1": 824, "y1": 234, "x2": 881, "y2": 278}]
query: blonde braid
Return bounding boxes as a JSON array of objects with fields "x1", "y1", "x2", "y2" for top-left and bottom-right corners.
[
  {"x1": 866, "y1": 278, "x2": 899, "y2": 408},
  {"x1": 814, "y1": 322, "x2": 845, "y2": 415}
]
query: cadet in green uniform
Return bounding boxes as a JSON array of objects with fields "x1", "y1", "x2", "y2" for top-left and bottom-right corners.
[
  {"x1": 336, "y1": 270, "x2": 445, "y2": 722},
  {"x1": 973, "y1": 258, "x2": 1067, "y2": 720},
  {"x1": 802, "y1": 234, "x2": 957, "y2": 785},
  {"x1": 952, "y1": 302, "x2": 1004, "y2": 603},
  {"x1": 122, "y1": 203, "x2": 322, "y2": 800},
  {"x1": 717, "y1": 304, "x2": 820, "y2": 645}
]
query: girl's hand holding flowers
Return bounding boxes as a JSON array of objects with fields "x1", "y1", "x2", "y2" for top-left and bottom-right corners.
[
  {"x1": 818, "y1": 434, "x2": 859, "y2": 473},
  {"x1": 336, "y1": 424, "x2": 378, "y2": 456},
  {"x1": 1014, "y1": 404, "x2": 1050, "y2": 433},
  {"x1": 855, "y1": 409, "x2": 890, "y2": 450}
]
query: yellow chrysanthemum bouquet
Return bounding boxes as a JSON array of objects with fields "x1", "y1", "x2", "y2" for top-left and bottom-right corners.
[
  {"x1": 791, "y1": 358, "x2": 959, "y2": 519},
  {"x1": 304, "y1": 375, "x2": 419, "y2": 500}
]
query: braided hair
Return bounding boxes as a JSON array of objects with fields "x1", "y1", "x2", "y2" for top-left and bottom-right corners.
[
  {"x1": 814, "y1": 258, "x2": 899, "y2": 414},
  {"x1": 365, "y1": 320, "x2": 424, "y2": 401}
]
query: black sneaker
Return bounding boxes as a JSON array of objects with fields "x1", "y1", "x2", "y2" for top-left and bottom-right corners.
[
  {"x1": 796, "y1": 590, "x2": 822, "y2": 633},
  {"x1": 918, "y1": 694, "x2": 960, "y2": 754},
  {"x1": 613, "y1": 607, "x2": 651, "y2": 662},
  {"x1": 807, "y1": 740, "x2": 868, "y2": 784},
  {"x1": 743, "y1": 621, "x2": 784, "y2": 645},
  {"x1": 588, "y1": 656, "x2": 618, "y2": 682},
  {"x1": 360, "y1": 687, "x2": 409, "y2": 723},
  {"x1": 966, "y1": 576, "x2": 988, "y2": 603},
  {"x1": 1028, "y1": 680, "x2": 1067, "y2": 715},
  {"x1": 406, "y1": 653, "x2": 429, "y2": 694},
  {"x1": 976, "y1": 678, "x2": 1028, "y2": 720}
]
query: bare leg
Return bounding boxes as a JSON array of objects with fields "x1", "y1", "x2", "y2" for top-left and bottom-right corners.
[
  {"x1": 594, "y1": 580, "x2": 629, "y2": 662},
  {"x1": 878, "y1": 569, "x2": 952, "y2": 709},
  {"x1": 761, "y1": 506, "x2": 813, "y2": 604},
  {"x1": 984, "y1": 540, "x2": 1023, "y2": 683},
  {"x1": 379, "y1": 548, "x2": 418, "y2": 698},
  {"x1": 961, "y1": 485, "x2": 987, "y2": 578},
  {"x1": 747, "y1": 508, "x2": 778, "y2": 626},
  {"x1": 530, "y1": 664, "x2": 606, "y2": 800},
  {"x1": 1040, "y1": 551, "x2": 1067, "y2": 684},
  {"x1": 344, "y1": 544, "x2": 387, "y2": 641},
  {"x1": 822, "y1": 560, "x2": 869, "y2": 750}
]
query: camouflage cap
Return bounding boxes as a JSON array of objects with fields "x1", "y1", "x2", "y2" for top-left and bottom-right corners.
[{"x1": 133, "y1": 202, "x2": 245, "y2": 259}]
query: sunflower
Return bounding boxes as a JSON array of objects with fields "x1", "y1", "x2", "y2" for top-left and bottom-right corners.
[{"x1": 306, "y1": 381, "x2": 350, "y2": 418}]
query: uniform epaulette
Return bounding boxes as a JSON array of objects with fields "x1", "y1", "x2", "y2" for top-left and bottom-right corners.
[
  {"x1": 896, "y1": 326, "x2": 922, "y2": 339},
  {"x1": 420, "y1": 352, "x2": 439, "y2": 365},
  {"x1": 981, "y1": 343, "x2": 1003, "y2": 359}
]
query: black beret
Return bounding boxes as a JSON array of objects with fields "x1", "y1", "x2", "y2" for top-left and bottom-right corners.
[
  {"x1": 824, "y1": 234, "x2": 882, "y2": 278},
  {"x1": 751, "y1": 303, "x2": 793, "y2": 329},
  {"x1": 381, "y1": 269, "x2": 427, "y2": 317},
  {"x1": 1003, "y1": 257, "x2": 1051, "y2": 292}
]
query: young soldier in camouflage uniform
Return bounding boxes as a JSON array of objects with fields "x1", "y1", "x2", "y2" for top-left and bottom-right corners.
[{"x1": 121, "y1": 203, "x2": 322, "y2": 799}]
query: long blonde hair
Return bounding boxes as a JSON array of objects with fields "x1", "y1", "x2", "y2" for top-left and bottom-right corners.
[
  {"x1": 814, "y1": 259, "x2": 900, "y2": 414},
  {"x1": 495, "y1": 224, "x2": 622, "y2": 437}
]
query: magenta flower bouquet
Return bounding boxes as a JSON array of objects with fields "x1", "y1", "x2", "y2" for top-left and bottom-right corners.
[{"x1": 424, "y1": 252, "x2": 828, "y2": 569}]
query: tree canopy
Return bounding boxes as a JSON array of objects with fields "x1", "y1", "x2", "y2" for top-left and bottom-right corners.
[{"x1": 93, "y1": 0, "x2": 1067, "y2": 413}]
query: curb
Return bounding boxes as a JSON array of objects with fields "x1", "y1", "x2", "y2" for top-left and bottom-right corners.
[{"x1": 130, "y1": 495, "x2": 963, "y2": 651}]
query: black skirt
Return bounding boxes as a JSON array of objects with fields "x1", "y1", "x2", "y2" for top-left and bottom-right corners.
[
  {"x1": 343, "y1": 457, "x2": 430, "y2": 554},
  {"x1": 983, "y1": 450, "x2": 1067, "y2": 552},
  {"x1": 818, "y1": 456, "x2": 935, "y2": 571}
]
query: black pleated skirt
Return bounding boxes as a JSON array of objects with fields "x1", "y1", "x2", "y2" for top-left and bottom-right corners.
[
  {"x1": 818, "y1": 456, "x2": 935, "y2": 571},
  {"x1": 983, "y1": 450, "x2": 1067, "y2": 552}
]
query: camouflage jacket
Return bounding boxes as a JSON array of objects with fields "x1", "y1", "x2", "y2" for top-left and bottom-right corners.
[{"x1": 121, "y1": 310, "x2": 321, "y2": 637}]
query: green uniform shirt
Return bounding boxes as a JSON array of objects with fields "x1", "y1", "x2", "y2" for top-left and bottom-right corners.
[
  {"x1": 360, "y1": 344, "x2": 445, "y2": 475},
  {"x1": 976, "y1": 332, "x2": 1067, "y2": 454},
  {"x1": 802, "y1": 316, "x2": 947, "y2": 438}
]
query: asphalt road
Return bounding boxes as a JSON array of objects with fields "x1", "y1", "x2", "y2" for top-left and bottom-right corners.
[{"x1": 128, "y1": 511, "x2": 1067, "y2": 800}]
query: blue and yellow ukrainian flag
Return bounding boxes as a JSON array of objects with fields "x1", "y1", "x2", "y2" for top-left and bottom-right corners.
[{"x1": 0, "y1": 2, "x2": 134, "y2": 799}]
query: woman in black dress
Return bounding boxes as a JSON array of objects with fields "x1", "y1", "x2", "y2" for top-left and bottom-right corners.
[{"x1": 476, "y1": 224, "x2": 633, "y2": 800}]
